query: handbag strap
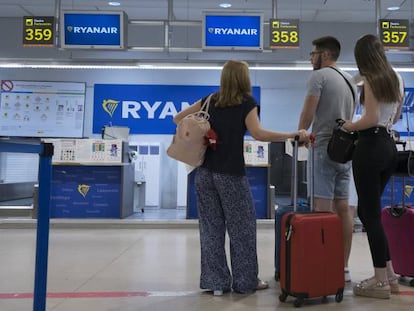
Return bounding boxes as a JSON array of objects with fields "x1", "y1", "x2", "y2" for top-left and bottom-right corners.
[
  {"x1": 329, "y1": 66, "x2": 355, "y2": 103},
  {"x1": 190, "y1": 93, "x2": 213, "y2": 121},
  {"x1": 200, "y1": 93, "x2": 213, "y2": 114}
]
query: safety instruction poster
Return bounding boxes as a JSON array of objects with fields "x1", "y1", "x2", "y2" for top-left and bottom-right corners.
[{"x1": 0, "y1": 80, "x2": 86, "y2": 138}]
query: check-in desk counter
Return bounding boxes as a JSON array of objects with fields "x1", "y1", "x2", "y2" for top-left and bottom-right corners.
[{"x1": 45, "y1": 139, "x2": 134, "y2": 218}]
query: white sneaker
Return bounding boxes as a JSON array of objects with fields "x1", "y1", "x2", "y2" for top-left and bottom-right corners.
[
  {"x1": 213, "y1": 290, "x2": 223, "y2": 296},
  {"x1": 345, "y1": 269, "x2": 351, "y2": 283}
]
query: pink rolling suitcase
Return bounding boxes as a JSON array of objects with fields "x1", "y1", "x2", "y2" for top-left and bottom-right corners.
[{"x1": 382, "y1": 176, "x2": 414, "y2": 286}]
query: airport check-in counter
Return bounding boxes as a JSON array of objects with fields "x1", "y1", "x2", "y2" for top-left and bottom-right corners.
[{"x1": 46, "y1": 139, "x2": 134, "y2": 218}]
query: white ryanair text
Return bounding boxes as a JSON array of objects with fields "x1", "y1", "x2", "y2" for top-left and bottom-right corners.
[
  {"x1": 73, "y1": 27, "x2": 118, "y2": 34},
  {"x1": 121, "y1": 101, "x2": 191, "y2": 119},
  {"x1": 212, "y1": 28, "x2": 258, "y2": 35}
]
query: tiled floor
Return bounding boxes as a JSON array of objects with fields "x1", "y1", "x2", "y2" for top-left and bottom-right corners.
[
  {"x1": 0, "y1": 196, "x2": 413, "y2": 310},
  {"x1": 0, "y1": 222, "x2": 413, "y2": 311}
]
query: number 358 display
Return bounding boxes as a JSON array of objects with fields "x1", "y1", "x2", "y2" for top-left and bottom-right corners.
[
  {"x1": 379, "y1": 19, "x2": 409, "y2": 50},
  {"x1": 23, "y1": 16, "x2": 55, "y2": 46},
  {"x1": 269, "y1": 19, "x2": 300, "y2": 49}
]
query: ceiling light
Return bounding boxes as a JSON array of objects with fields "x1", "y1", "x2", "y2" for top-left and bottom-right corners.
[
  {"x1": 219, "y1": 3, "x2": 232, "y2": 9},
  {"x1": 387, "y1": 6, "x2": 400, "y2": 11},
  {"x1": 108, "y1": 1, "x2": 121, "y2": 6}
]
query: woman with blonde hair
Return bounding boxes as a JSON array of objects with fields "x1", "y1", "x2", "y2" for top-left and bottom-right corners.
[{"x1": 174, "y1": 60, "x2": 307, "y2": 295}]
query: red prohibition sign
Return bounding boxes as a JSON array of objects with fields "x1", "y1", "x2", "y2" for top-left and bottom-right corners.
[{"x1": 1, "y1": 80, "x2": 14, "y2": 92}]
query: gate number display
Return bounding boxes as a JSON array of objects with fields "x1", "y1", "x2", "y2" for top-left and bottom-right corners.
[
  {"x1": 379, "y1": 19, "x2": 409, "y2": 50},
  {"x1": 23, "y1": 16, "x2": 55, "y2": 46}
]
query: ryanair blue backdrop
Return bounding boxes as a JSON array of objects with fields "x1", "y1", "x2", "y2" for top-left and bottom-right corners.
[{"x1": 93, "y1": 85, "x2": 261, "y2": 135}]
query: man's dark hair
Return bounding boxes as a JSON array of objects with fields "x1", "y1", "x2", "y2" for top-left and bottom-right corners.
[{"x1": 312, "y1": 36, "x2": 341, "y2": 60}]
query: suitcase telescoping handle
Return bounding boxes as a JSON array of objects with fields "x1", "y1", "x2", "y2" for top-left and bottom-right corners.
[
  {"x1": 391, "y1": 140, "x2": 406, "y2": 212},
  {"x1": 291, "y1": 135, "x2": 300, "y2": 211},
  {"x1": 308, "y1": 133, "x2": 315, "y2": 212},
  {"x1": 390, "y1": 176, "x2": 406, "y2": 212}
]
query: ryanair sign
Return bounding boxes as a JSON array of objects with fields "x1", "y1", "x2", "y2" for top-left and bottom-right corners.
[
  {"x1": 209, "y1": 28, "x2": 258, "y2": 35},
  {"x1": 61, "y1": 11, "x2": 126, "y2": 49},
  {"x1": 69, "y1": 26, "x2": 118, "y2": 34},
  {"x1": 203, "y1": 12, "x2": 263, "y2": 50},
  {"x1": 93, "y1": 85, "x2": 261, "y2": 135}
]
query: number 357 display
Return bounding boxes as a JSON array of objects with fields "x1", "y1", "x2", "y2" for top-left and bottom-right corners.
[
  {"x1": 23, "y1": 16, "x2": 55, "y2": 47},
  {"x1": 379, "y1": 19, "x2": 409, "y2": 50},
  {"x1": 269, "y1": 19, "x2": 299, "y2": 49}
]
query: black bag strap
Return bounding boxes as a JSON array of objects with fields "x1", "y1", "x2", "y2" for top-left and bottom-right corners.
[{"x1": 329, "y1": 66, "x2": 355, "y2": 103}]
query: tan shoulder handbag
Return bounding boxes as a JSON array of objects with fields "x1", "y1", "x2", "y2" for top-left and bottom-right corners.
[{"x1": 166, "y1": 94, "x2": 212, "y2": 167}]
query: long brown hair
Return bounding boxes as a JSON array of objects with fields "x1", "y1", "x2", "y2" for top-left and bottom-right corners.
[
  {"x1": 215, "y1": 60, "x2": 252, "y2": 108},
  {"x1": 354, "y1": 34, "x2": 403, "y2": 103}
]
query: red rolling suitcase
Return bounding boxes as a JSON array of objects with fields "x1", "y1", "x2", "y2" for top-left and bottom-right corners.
[
  {"x1": 278, "y1": 136, "x2": 345, "y2": 307},
  {"x1": 279, "y1": 212, "x2": 345, "y2": 306},
  {"x1": 382, "y1": 176, "x2": 414, "y2": 286},
  {"x1": 274, "y1": 136, "x2": 310, "y2": 281}
]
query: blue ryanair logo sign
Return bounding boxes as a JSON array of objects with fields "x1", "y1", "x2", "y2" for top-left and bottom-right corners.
[
  {"x1": 203, "y1": 13, "x2": 263, "y2": 50},
  {"x1": 62, "y1": 11, "x2": 125, "y2": 48},
  {"x1": 93, "y1": 84, "x2": 261, "y2": 135}
]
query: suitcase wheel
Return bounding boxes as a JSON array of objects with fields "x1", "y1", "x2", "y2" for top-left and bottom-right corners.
[
  {"x1": 293, "y1": 297, "x2": 304, "y2": 308},
  {"x1": 335, "y1": 290, "x2": 344, "y2": 303},
  {"x1": 399, "y1": 275, "x2": 414, "y2": 287},
  {"x1": 278, "y1": 291, "x2": 288, "y2": 302}
]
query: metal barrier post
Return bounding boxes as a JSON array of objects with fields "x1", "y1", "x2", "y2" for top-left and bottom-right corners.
[{"x1": 33, "y1": 142, "x2": 53, "y2": 311}]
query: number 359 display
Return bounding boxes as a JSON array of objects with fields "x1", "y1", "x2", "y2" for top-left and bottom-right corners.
[
  {"x1": 23, "y1": 16, "x2": 55, "y2": 47},
  {"x1": 379, "y1": 19, "x2": 409, "y2": 50},
  {"x1": 269, "y1": 19, "x2": 300, "y2": 49}
]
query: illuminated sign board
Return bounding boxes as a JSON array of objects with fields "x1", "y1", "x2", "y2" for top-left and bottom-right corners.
[
  {"x1": 202, "y1": 12, "x2": 263, "y2": 50},
  {"x1": 379, "y1": 19, "x2": 409, "y2": 50},
  {"x1": 92, "y1": 85, "x2": 261, "y2": 135},
  {"x1": 269, "y1": 19, "x2": 299, "y2": 49},
  {"x1": 23, "y1": 16, "x2": 54, "y2": 46},
  {"x1": 60, "y1": 11, "x2": 127, "y2": 49}
]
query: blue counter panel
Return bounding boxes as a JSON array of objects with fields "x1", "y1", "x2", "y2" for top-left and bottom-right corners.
[
  {"x1": 187, "y1": 166, "x2": 269, "y2": 219},
  {"x1": 246, "y1": 166, "x2": 268, "y2": 219},
  {"x1": 51, "y1": 165, "x2": 121, "y2": 218}
]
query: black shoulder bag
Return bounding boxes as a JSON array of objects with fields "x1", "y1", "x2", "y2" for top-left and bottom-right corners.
[
  {"x1": 327, "y1": 67, "x2": 358, "y2": 164},
  {"x1": 394, "y1": 140, "x2": 414, "y2": 177}
]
